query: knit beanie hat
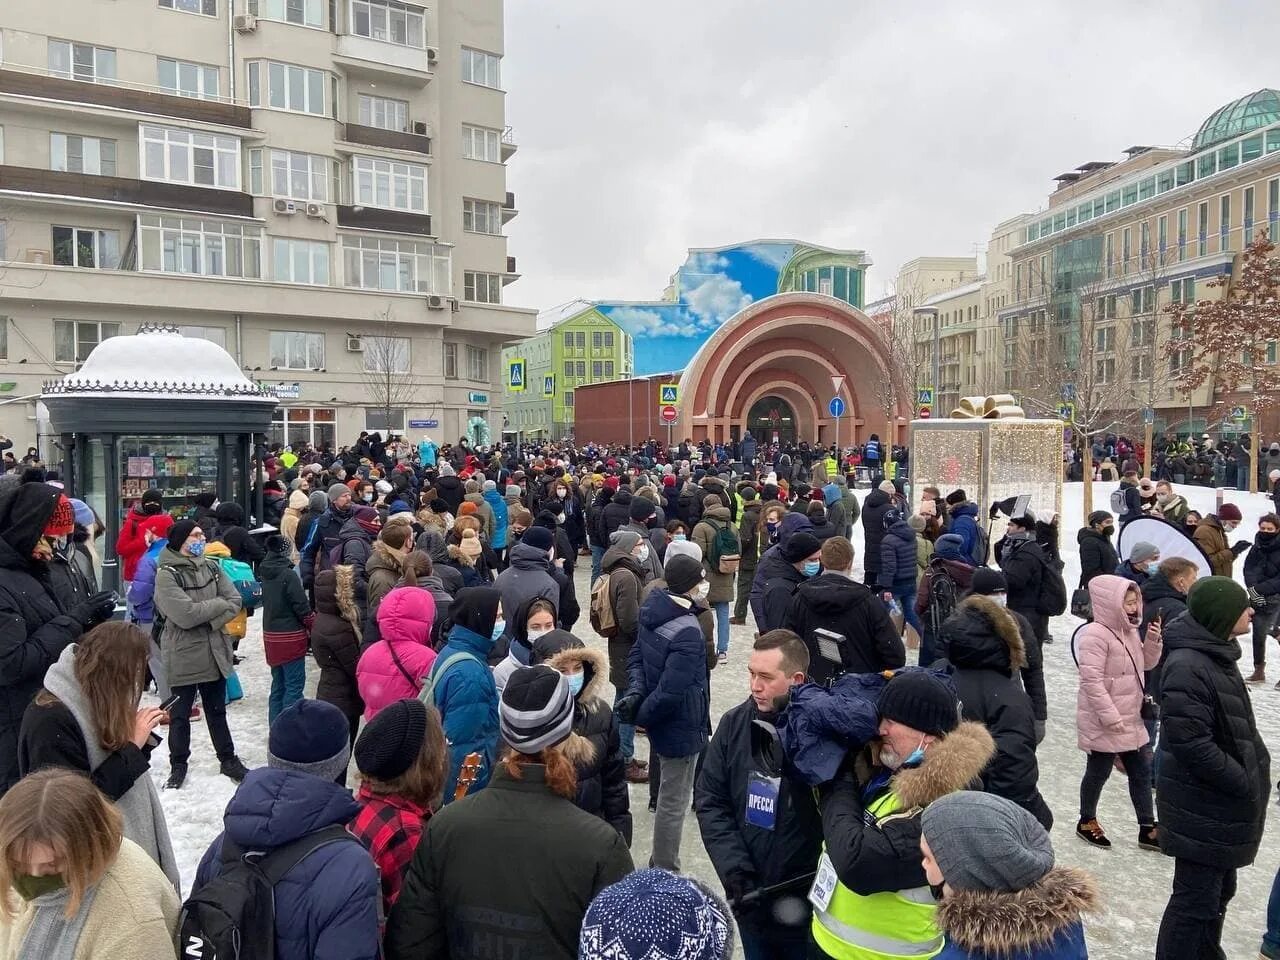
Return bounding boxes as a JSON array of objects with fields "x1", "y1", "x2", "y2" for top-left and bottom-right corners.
[
  {"x1": 500, "y1": 665, "x2": 574, "y2": 754},
  {"x1": 167, "y1": 519, "x2": 197, "y2": 553},
  {"x1": 921, "y1": 792, "x2": 1055, "y2": 893},
  {"x1": 603, "y1": 475, "x2": 620, "y2": 492},
  {"x1": 309, "y1": 490, "x2": 329, "y2": 516},
  {"x1": 268, "y1": 699, "x2": 352, "y2": 783},
  {"x1": 907, "y1": 514, "x2": 926, "y2": 533},
  {"x1": 140, "y1": 488, "x2": 164, "y2": 513},
  {"x1": 664, "y1": 554, "x2": 704, "y2": 595},
  {"x1": 1187, "y1": 576, "x2": 1250, "y2": 642},
  {"x1": 878, "y1": 480, "x2": 896, "y2": 495},
  {"x1": 780, "y1": 531, "x2": 822, "y2": 563},
  {"x1": 522, "y1": 525, "x2": 554, "y2": 552},
  {"x1": 354, "y1": 698, "x2": 427, "y2": 781},
  {"x1": 609, "y1": 529, "x2": 642, "y2": 554},
  {"x1": 579, "y1": 869, "x2": 733, "y2": 960},
  {"x1": 458, "y1": 501, "x2": 479, "y2": 516},
  {"x1": 629, "y1": 498, "x2": 655, "y2": 522},
  {"x1": 877, "y1": 670, "x2": 960, "y2": 736},
  {"x1": 1129, "y1": 541, "x2": 1159, "y2": 565},
  {"x1": 328, "y1": 482, "x2": 351, "y2": 503},
  {"x1": 1087, "y1": 510, "x2": 1112, "y2": 527},
  {"x1": 664, "y1": 539, "x2": 702, "y2": 564},
  {"x1": 1218, "y1": 503, "x2": 1242, "y2": 523},
  {"x1": 458, "y1": 528, "x2": 482, "y2": 559},
  {"x1": 375, "y1": 479, "x2": 393, "y2": 495},
  {"x1": 970, "y1": 568, "x2": 1008, "y2": 595},
  {"x1": 505, "y1": 484, "x2": 522, "y2": 499},
  {"x1": 140, "y1": 513, "x2": 175, "y2": 541},
  {"x1": 43, "y1": 496, "x2": 74, "y2": 537},
  {"x1": 353, "y1": 505, "x2": 382, "y2": 536},
  {"x1": 69, "y1": 499, "x2": 94, "y2": 529}
]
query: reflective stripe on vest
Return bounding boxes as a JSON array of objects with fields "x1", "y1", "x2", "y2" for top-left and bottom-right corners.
[{"x1": 810, "y1": 792, "x2": 943, "y2": 960}]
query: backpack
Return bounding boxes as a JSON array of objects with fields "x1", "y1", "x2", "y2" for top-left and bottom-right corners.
[
  {"x1": 590, "y1": 572, "x2": 618, "y2": 638},
  {"x1": 419, "y1": 650, "x2": 483, "y2": 707},
  {"x1": 970, "y1": 524, "x2": 990, "y2": 567},
  {"x1": 924, "y1": 563, "x2": 960, "y2": 636},
  {"x1": 705, "y1": 519, "x2": 741, "y2": 574},
  {"x1": 177, "y1": 824, "x2": 357, "y2": 960},
  {"x1": 215, "y1": 556, "x2": 262, "y2": 611},
  {"x1": 1036, "y1": 554, "x2": 1068, "y2": 617},
  {"x1": 1109, "y1": 488, "x2": 1127, "y2": 514}
]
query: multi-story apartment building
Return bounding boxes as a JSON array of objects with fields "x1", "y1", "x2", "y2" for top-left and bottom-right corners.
[{"x1": 0, "y1": 0, "x2": 534, "y2": 450}]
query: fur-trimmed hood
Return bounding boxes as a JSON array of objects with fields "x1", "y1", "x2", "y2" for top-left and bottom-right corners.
[
  {"x1": 943, "y1": 595, "x2": 1027, "y2": 674},
  {"x1": 935, "y1": 866, "x2": 1099, "y2": 955},
  {"x1": 446, "y1": 543, "x2": 477, "y2": 568},
  {"x1": 889, "y1": 721, "x2": 995, "y2": 810},
  {"x1": 545, "y1": 644, "x2": 609, "y2": 707},
  {"x1": 333, "y1": 563, "x2": 363, "y2": 641}
]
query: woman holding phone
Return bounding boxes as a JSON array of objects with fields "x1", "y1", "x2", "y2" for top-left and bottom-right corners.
[{"x1": 15, "y1": 622, "x2": 179, "y2": 890}]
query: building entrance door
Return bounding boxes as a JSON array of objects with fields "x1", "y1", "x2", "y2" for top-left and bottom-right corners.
[{"x1": 747, "y1": 396, "x2": 797, "y2": 445}]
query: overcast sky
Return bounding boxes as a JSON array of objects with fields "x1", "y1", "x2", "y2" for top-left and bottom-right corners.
[{"x1": 501, "y1": 0, "x2": 1280, "y2": 311}]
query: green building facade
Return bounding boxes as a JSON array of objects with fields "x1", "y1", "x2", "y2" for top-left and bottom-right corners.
[{"x1": 501, "y1": 306, "x2": 631, "y2": 439}]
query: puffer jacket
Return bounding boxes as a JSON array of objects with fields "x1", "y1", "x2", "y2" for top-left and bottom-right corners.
[
  {"x1": 1076, "y1": 526, "x2": 1119, "y2": 587},
  {"x1": 493, "y1": 542, "x2": 560, "y2": 633},
  {"x1": 784, "y1": 573, "x2": 904, "y2": 682},
  {"x1": 1074, "y1": 574, "x2": 1161, "y2": 753},
  {"x1": 363, "y1": 540, "x2": 407, "y2": 644},
  {"x1": 877, "y1": 518, "x2": 918, "y2": 591},
  {"x1": 482, "y1": 488, "x2": 510, "y2": 549},
  {"x1": 195, "y1": 767, "x2": 380, "y2": 960},
  {"x1": 115, "y1": 504, "x2": 157, "y2": 582},
  {"x1": 1192, "y1": 514, "x2": 1235, "y2": 577},
  {"x1": 947, "y1": 502, "x2": 981, "y2": 561},
  {"x1": 749, "y1": 512, "x2": 813, "y2": 630},
  {"x1": 434, "y1": 473, "x2": 464, "y2": 514},
  {"x1": 153, "y1": 547, "x2": 241, "y2": 688},
  {"x1": 358, "y1": 587, "x2": 437, "y2": 720},
  {"x1": 600, "y1": 487, "x2": 634, "y2": 542},
  {"x1": 429, "y1": 624, "x2": 500, "y2": 800},
  {"x1": 1156, "y1": 611, "x2": 1271, "y2": 869},
  {"x1": 126, "y1": 540, "x2": 167, "y2": 624},
  {"x1": 692, "y1": 505, "x2": 737, "y2": 604},
  {"x1": 860, "y1": 489, "x2": 893, "y2": 574},
  {"x1": 311, "y1": 567, "x2": 364, "y2": 718},
  {"x1": 626, "y1": 589, "x2": 709, "y2": 759},
  {"x1": 738, "y1": 501, "x2": 763, "y2": 569},
  {"x1": 1244, "y1": 529, "x2": 1280, "y2": 596}
]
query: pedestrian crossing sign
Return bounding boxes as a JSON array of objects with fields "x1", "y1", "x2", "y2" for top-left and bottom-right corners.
[
  {"x1": 543, "y1": 374, "x2": 555, "y2": 397},
  {"x1": 659, "y1": 383, "x2": 679, "y2": 404},
  {"x1": 508, "y1": 359, "x2": 526, "y2": 392}
]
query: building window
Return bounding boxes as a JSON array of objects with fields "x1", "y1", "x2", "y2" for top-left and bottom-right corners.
[
  {"x1": 364, "y1": 407, "x2": 406, "y2": 432},
  {"x1": 1130, "y1": 317, "x2": 1155, "y2": 347},
  {"x1": 269, "y1": 150, "x2": 333, "y2": 201},
  {"x1": 271, "y1": 407, "x2": 335, "y2": 448},
  {"x1": 1198, "y1": 202, "x2": 1209, "y2": 257},
  {"x1": 1157, "y1": 215, "x2": 1167, "y2": 258},
  {"x1": 461, "y1": 125, "x2": 501, "y2": 163},
  {"x1": 461, "y1": 47, "x2": 501, "y2": 88},
  {"x1": 591, "y1": 361, "x2": 602, "y2": 379},
  {"x1": 574, "y1": 361, "x2": 586, "y2": 378},
  {"x1": 272, "y1": 238, "x2": 330, "y2": 285},
  {"x1": 350, "y1": 0, "x2": 425, "y2": 48},
  {"x1": 341, "y1": 234, "x2": 451, "y2": 294},
  {"x1": 1140, "y1": 221, "x2": 1150, "y2": 264},
  {"x1": 465, "y1": 345, "x2": 488, "y2": 381},
  {"x1": 52, "y1": 226, "x2": 120, "y2": 269},
  {"x1": 362, "y1": 335, "x2": 410, "y2": 373},
  {"x1": 353, "y1": 156, "x2": 426, "y2": 212},
  {"x1": 139, "y1": 215, "x2": 262, "y2": 278},
  {"x1": 54, "y1": 320, "x2": 119, "y2": 363},
  {"x1": 562, "y1": 360, "x2": 573, "y2": 378},
  {"x1": 246, "y1": 61, "x2": 327, "y2": 116},
  {"x1": 157, "y1": 58, "x2": 220, "y2": 100},
  {"x1": 1130, "y1": 354, "x2": 1153, "y2": 381},
  {"x1": 1095, "y1": 326, "x2": 1115, "y2": 352},
  {"x1": 160, "y1": 0, "x2": 217, "y2": 14},
  {"x1": 604, "y1": 360, "x2": 614, "y2": 378},
  {"x1": 462, "y1": 198, "x2": 501, "y2": 235},
  {"x1": 563, "y1": 390, "x2": 574, "y2": 408},
  {"x1": 1104, "y1": 235, "x2": 1114, "y2": 278},
  {"x1": 1171, "y1": 278, "x2": 1195, "y2": 303},
  {"x1": 269, "y1": 330, "x2": 324, "y2": 369},
  {"x1": 1178, "y1": 208, "x2": 1188, "y2": 262},
  {"x1": 1094, "y1": 357, "x2": 1115, "y2": 384},
  {"x1": 1270, "y1": 179, "x2": 1280, "y2": 240},
  {"x1": 444, "y1": 342, "x2": 457, "y2": 379},
  {"x1": 1121, "y1": 228, "x2": 1131, "y2": 275},
  {"x1": 1220, "y1": 194, "x2": 1232, "y2": 253},
  {"x1": 140, "y1": 125, "x2": 240, "y2": 190},
  {"x1": 48, "y1": 40, "x2": 116, "y2": 84},
  {"x1": 1130, "y1": 286, "x2": 1155, "y2": 315},
  {"x1": 357, "y1": 93, "x2": 408, "y2": 131},
  {"x1": 1244, "y1": 186, "x2": 1255, "y2": 246},
  {"x1": 463, "y1": 271, "x2": 501, "y2": 304},
  {"x1": 178, "y1": 325, "x2": 227, "y2": 347},
  {"x1": 250, "y1": 0, "x2": 323, "y2": 26},
  {"x1": 50, "y1": 133, "x2": 116, "y2": 176}
]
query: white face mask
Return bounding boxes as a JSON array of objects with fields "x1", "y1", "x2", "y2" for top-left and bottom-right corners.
[
  {"x1": 636, "y1": 545, "x2": 650, "y2": 563},
  {"x1": 990, "y1": 593, "x2": 1007, "y2": 607},
  {"x1": 527, "y1": 627, "x2": 553, "y2": 641},
  {"x1": 693, "y1": 581, "x2": 710, "y2": 601}
]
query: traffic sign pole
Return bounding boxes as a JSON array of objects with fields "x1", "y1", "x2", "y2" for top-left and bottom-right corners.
[{"x1": 828, "y1": 394, "x2": 846, "y2": 457}]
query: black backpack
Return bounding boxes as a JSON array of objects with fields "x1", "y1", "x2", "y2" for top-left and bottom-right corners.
[
  {"x1": 924, "y1": 563, "x2": 960, "y2": 636},
  {"x1": 1036, "y1": 554, "x2": 1068, "y2": 617},
  {"x1": 177, "y1": 824, "x2": 356, "y2": 960}
]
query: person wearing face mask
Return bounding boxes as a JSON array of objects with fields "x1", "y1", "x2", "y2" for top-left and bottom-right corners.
[
  {"x1": 1192, "y1": 502, "x2": 1244, "y2": 577},
  {"x1": 597, "y1": 530, "x2": 652, "y2": 785},
  {"x1": 124, "y1": 514, "x2": 177, "y2": 701},
  {"x1": 1152, "y1": 480, "x2": 1188, "y2": 526},
  {"x1": 1243, "y1": 512, "x2": 1280, "y2": 684},
  {"x1": 492, "y1": 598, "x2": 555, "y2": 696},
  {"x1": 1076, "y1": 511, "x2": 1119, "y2": 588},
  {"x1": 1115, "y1": 540, "x2": 1159, "y2": 587},
  {"x1": 493, "y1": 526, "x2": 564, "y2": 643},
  {"x1": 1072, "y1": 575, "x2": 1162, "y2": 851},
  {"x1": 622, "y1": 497, "x2": 666, "y2": 581},
  {"x1": 757, "y1": 532, "x2": 823, "y2": 635},
  {"x1": 811, "y1": 670, "x2": 994, "y2": 960},
  {"x1": 480, "y1": 479, "x2": 509, "y2": 568},
  {"x1": 693, "y1": 494, "x2": 739, "y2": 664},
  {"x1": 423, "y1": 587, "x2": 503, "y2": 801}
]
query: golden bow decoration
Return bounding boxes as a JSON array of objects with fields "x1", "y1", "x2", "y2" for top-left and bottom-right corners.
[{"x1": 950, "y1": 395, "x2": 1025, "y2": 419}]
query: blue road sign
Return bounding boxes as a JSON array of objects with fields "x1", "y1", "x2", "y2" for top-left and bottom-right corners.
[{"x1": 828, "y1": 396, "x2": 846, "y2": 417}]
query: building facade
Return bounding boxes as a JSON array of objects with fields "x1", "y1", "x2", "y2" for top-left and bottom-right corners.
[
  {"x1": 500, "y1": 305, "x2": 631, "y2": 440},
  {"x1": 0, "y1": 0, "x2": 533, "y2": 451}
]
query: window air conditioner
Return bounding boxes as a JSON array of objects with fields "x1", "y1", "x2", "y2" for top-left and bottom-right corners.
[
  {"x1": 426, "y1": 46, "x2": 439, "y2": 65},
  {"x1": 234, "y1": 14, "x2": 257, "y2": 32},
  {"x1": 427, "y1": 295, "x2": 445, "y2": 310},
  {"x1": 346, "y1": 336, "x2": 365, "y2": 352},
  {"x1": 273, "y1": 198, "x2": 297, "y2": 215},
  {"x1": 304, "y1": 202, "x2": 324, "y2": 218},
  {"x1": 413, "y1": 121, "x2": 428, "y2": 136}
]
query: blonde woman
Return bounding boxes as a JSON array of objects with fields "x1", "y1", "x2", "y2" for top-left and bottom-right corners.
[{"x1": 0, "y1": 768, "x2": 179, "y2": 959}]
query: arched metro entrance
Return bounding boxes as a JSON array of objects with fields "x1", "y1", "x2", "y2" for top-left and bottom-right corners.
[{"x1": 746, "y1": 396, "x2": 797, "y2": 444}]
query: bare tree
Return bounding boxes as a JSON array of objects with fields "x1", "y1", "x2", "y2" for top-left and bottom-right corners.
[
  {"x1": 871, "y1": 277, "x2": 930, "y2": 438},
  {"x1": 361, "y1": 307, "x2": 430, "y2": 438}
]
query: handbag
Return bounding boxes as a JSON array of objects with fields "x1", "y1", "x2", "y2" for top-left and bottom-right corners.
[
  {"x1": 1110, "y1": 625, "x2": 1158, "y2": 722},
  {"x1": 1071, "y1": 588, "x2": 1092, "y2": 620}
]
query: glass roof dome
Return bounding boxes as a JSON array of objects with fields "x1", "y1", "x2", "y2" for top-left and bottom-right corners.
[{"x1": 1192, "y1": 89, "x2": 1280, "y2": 151}]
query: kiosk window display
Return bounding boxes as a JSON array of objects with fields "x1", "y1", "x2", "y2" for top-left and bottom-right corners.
[{"x1": 119, "y1": 435, "x2": 220, "y2": 520}]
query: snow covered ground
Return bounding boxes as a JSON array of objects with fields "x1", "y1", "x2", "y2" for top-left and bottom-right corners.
[{"x1": 153, "y1": 481, "x2": 1280, "y2": 958}]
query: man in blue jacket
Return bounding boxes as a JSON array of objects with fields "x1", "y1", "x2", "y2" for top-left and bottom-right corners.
[
  {"x1": 194, "y1": 699, "x2": 380, "y2": 960},
  {"x1": 944, "y1": 489, "x2": 982, "y2": 563},
  {"x1": 622, "y1": 553, "x2": 710, "y2": 871}
]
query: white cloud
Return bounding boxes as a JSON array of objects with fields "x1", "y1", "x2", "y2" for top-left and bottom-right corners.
[
  {"x1": 683, "y1": 273, "x2": 753, "y2": 326},
  {"x1": 606, "y1": 306, "x2": 701, "y2": 339},
  {"x1": 741, "y1": 243, "x2": 796, "y2": 270}
]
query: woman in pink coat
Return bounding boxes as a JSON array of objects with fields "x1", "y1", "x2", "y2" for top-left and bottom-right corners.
[
  {"x1": 1074, "y1": 573, "x2": 1163, "y2": 850},
  {"x1": 357, "y1": 586, "x2": 437, "y2": 721}
]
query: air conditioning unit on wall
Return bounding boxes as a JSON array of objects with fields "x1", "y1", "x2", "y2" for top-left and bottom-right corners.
[
  {"x1": 304, "y1": 202, "x2": 324, "y2": 218},
  {"x1": 426, "y1": 46, "x2": 439, "y2": 65},
  {"x1": 427, "y1": 295, "x2": 446, "y2": 310},
  {"x1": 273, "y1": 198, "x2": 297, "y2": 215},
  {"x1": 346, "y1": 336, "x2": 364, "y2": 352},
  {"x1": 234, "y1": 14, "x2": 257, "y2": 32}
]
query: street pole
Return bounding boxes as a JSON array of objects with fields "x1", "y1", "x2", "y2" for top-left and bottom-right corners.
[
  {"x1": 1144, "y1": 419, "x2": 1154, "y2": 480},
  {"x1": 1252, "y1": 413, "x2": 1261, "y2": 494},
  {"x1": 932, "y1": 310, "x2": 941, "y2": 410}
]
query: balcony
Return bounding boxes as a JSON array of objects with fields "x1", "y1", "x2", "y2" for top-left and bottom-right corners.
[
  {"x1": 0, "y1": 165, "x2": 253, "y2": 218},
  {"x1": 336, "y1": 204, "x2": 432, "y2": 236},
  {"x1": 503, "y1": 255, "x2": 520, "y2": 285},
  {"x1": 334, "y1": 35, "x2": 433, "y2": 84},
  {"x1": 501, "y1": 126, "x2": 518, "y2": 161},
  {"x1": 342, "y1": 122, "x2": 431, "y2": 156},
  {"x1": 501, "y1": 190, "x2": 519, "y2": 224},
  {"x1": 0, "y1": 68, "x2": 251, "y2": 128}
]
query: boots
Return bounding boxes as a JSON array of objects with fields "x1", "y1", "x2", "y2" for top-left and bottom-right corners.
[
  {"x1": 1075, "y1": 818, "x2": 1111, "y2": 848},
  {"x1": 1247, "y1": 666, "x2": 1266, "y2": 683},
  {"x1": 1138, "y1": 822, "x2": 1161, "y2": 851},
  {"x1": 164, "y1": 763, "x2": 188, "y2": 790},
  {"x1": 624, "y1": 759, "x2": 649, "y2": 784},
  {"x1": 220, "y1": 756, "x2": 249, "y2": 783}
]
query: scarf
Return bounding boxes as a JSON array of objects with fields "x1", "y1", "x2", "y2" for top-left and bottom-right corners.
[
  {"x1": 17, "y1": 884, "x2": 98, "y2": 960},
  {"x1": 42, "y1": 646, "x2": 181, "y2": 892}
]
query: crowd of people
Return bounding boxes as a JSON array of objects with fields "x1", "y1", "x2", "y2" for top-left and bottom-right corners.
[{"x1": 0, "y1": 431, "x2": 1271, "y2": 959}]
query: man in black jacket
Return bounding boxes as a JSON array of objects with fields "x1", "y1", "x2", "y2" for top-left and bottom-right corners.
[
  {"x1": 1077, "y1": 510, "x2": 1119, "y2": 587},
  {"x1": 997, "y1": 514, "x2": 1060, "y2": 647},
  {"x1": 859, "y1": 482, "x2": 894, "y2": 588},
  {"x1": 300, "y1": 483, "x2": 353, "y2": 590},
  {"x1": 695, "y1": 629, "x2": 822, "y2": 959},
  {"x1": 1156, "y1": 577, "x2": 1270, "y2": 960},
  {"x1": 784, "y1": 537, "x2": 903, "y2": 684},
  {"x1": 1116, "y1": 469, "x2": 1144, "y2": 526},
  {"x1": 1243, "y1": 512, "x2": 1280, "y2": 683}
]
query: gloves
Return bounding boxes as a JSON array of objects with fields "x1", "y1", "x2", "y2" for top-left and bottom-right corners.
[
  {"x1": 1249, "y1": 587, "x2": 1269, "y2": 610},
  {"x1": 73, "y1": 591, "x2": 117, "y2": 628},
  {"x1": 614, "y1": 692, "x2": 643, "y2": 725},
  {"x1": 1232, "y1": 541, "x2": 1251, "y2": 556},
  {"x1": 725, "y1": 874, "x2": 762, "y2": 914}
]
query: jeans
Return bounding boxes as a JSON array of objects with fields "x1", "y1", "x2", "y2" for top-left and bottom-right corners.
[
  {"x1": 1079, "y1": 748, "x2": 1154, "y2": 823},
  {"x1": 712, "y1": 601, "x2": 730, "y2": 656},
  {"x1": 590, "y1": 545, "x2": 605, "y2": 586},
  {"x1": 740, "y1": 918, "x2": 811, "y2": 960},
  {"x1": 1253, "y1": 605, "x2": 1277, "y2": 669},
  {"x1": 1263, "y1": 865, "x2": 1280, "y2": 958},
  {"x1": 268, "y1": 658, "x2": 306, "y2": 725},
  {"x1": 891, "y1": 584, "x2": 923, "y2": 638},
  {"x1": 917, "y1": 627, "x2": 937, "y2": 667},
  {"x1": 1155, "y1": 859, "x2": 1236, "y2": 960},
  {"x1": 168, "y1": 678, "x2": 235, "y2": 767},
  {"x1": 650, "y1": 752, "x2": 699, "y2": 871}
]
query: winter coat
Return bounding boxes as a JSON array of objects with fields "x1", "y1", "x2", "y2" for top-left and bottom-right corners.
[
  {"x1": 362, "y1": 541, "x2": 406, "y2": 644},
  {"x1": 694, "y1": 697, "x2": 823, "y2": 921},
  {"x1": 1193, "y1": 514, "x2": 1235, "y2": 577},
  {"x1": 0, "y1": 837, "x2": 179, "y2": 960},
  {"x1": 429, "y1": 623, "x2": 500, "y2": 799},
  {"x1": 860, "y1": 489, "x2": 893, "y2": 574},
  {"x1": 434, "y1": 474, "x2": 464, "y2": 514},
  {"x1": 1074, "y1": 575, "x2": 1161, "y2": 753},
  {"x1": 125, "y1": 540, "x2": 166, "y2": 624},
  {"x1": 115, "y1": 504, "x2": 156, "y2": 582},
  {"x1": 934, "y1": 867, "x2": 1097, "y2": 960},
  {"x1": 212, "y1": 520, "x2": 265, "y2": 568},
  {"x1": 279, "y1": 490, "x2": 310, "y2": 560},
  {"x1": 702, "y1": 477, "x2": 736, "y2": 521},
  {"x1": 482, "y1": 488, "x2": 510, "y2": 549},
  {"x1": 1244, "y1": 530, "x2": 1280, "y2": 596},
  {"x1": 1076, "y1": 527, "x2": 1119, "y2": 587},
  {"x1": 738, "y1": 501, "x2": 763, "y2": 569},
  {"x1": 626, "y1": 588, "x2": 710, "y2": 759},
  {"x1": 336, "y1": 517, "x2": 375, "y2": 577},
  {"x1": 462, "y1": 492, "x2": 495, "y2": 543},
  {"x1": 752, "y1": 551, "x2": 807, "y2": 635},
  {"x1": 153, "y1": 548, "x2": 240, "y2": 689},
  {"x1": 877, "y1": 519, "x2": 919, "y2": 591},
  {"x1": 784, "y1": 573, "x2": 905, "y2": 682},
  {"x1": 260, "y1": 549, "x2": 311, "y2": 666},
  {"x1": 1116, "y1": 480, "x2": 1143, "y2": 525},
  {"x1": 494, "y1": 541, "x2": 561, "y2": 632},
  {"x1": 358, "y1": 587, "x2": 437, "y2": 719},
  {"x1": 914, "y1": 557, "x2": 976, "y2": 622},
  {"x1": 384, "y1": 764, "x2": 634, "y2": 960},
  {"x1": 938, "y1": 597, "x2": 1051, "y2": 829},
  {"x1": 601, "y1": 488, "x2": 634, "y2": 542},
  {"x1": 1113, "y1": 559, "x2": 1150, "y2": 587},
  {"x1": 300, "y1": 505, "x2": 352, "y2": 588},
  {"x1": 1156, "y1": 494, "x2": 1189, "y2": 526},
  {"x1": 1156, "y1": 612, "x2": 1271, "y2": 868},
  {"x1": 692, "y1": 505, "x2": 737, "y2": 604},
  {"x1": 312, "y1": 567, "x2": 365, "y2": 718},
  {"x1": 998, "y1": 538, "x2": 1051, "y2": 622},
  {"x1": 195, "y1": 767, "x2": 380, "y2": 960},
  {"x1": 414, "y1": 528, "x2": 464, "y2": 596},
  {"x1": 947, "y1": 502, "x2": 981, "y2": 562}
]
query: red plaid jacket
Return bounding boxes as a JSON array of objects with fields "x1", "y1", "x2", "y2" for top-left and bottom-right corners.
[{"x1": 351, "y1": 783, "x2": 431, "y2": 916}]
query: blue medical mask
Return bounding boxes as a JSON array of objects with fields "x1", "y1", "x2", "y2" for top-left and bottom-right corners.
[
  {"x1": 565, "y1": 672, "x2": 585, "y2": 696},
  {"x1": 187, "y1": 540, "x2": 206, "y2": 557},
  {"x1": 802, "y1": 560, "x2": 821, "y2": 577},
  {"x1": 491, "y1": 619, "x2": 506, "y2": 642},
  {"x1": 673, "y1": 533, "x2": 687, "y2": 541}
]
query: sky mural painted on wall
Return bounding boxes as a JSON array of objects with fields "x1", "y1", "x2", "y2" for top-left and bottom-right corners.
[{"x1": 594, "y1": 241, "x2": 800, "y2": 375}]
